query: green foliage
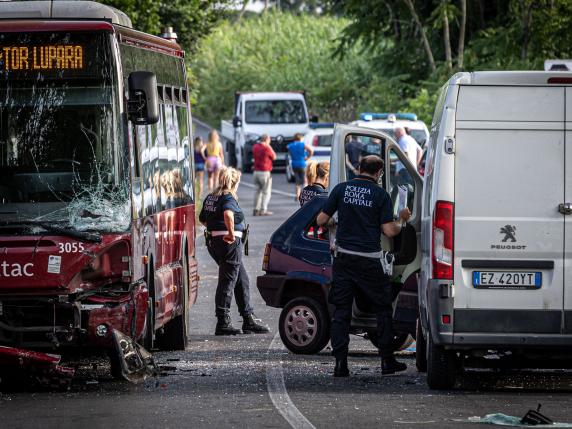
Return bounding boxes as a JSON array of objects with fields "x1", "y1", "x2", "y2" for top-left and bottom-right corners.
[
  {"x1": 192, "y1": 11, "x2": 372, "y2": 126},
  {"x1": 101, "y1": 0, "x2": 229, "y2": 54}
]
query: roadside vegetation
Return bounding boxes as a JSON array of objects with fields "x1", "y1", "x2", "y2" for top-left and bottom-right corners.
[{"x1": 193, "y1": 0, "x2": 572, "y2": 126}]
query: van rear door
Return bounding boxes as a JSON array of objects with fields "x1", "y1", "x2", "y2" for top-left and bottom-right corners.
[
  {"x1": 454, "y1": 85, "x2": 565, "y2": 336},
  {"x1": 565, "y1": 88, "x2": 572, "y2": 334}
]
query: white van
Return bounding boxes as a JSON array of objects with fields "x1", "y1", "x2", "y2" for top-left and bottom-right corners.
[{"x1": 418, "y1": 71, "x2": 572, "y2": 390}]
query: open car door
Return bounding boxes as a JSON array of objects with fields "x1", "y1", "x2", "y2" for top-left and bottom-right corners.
[{"x1": 329, "y1": 124, "x2": 423, "y2": 275}]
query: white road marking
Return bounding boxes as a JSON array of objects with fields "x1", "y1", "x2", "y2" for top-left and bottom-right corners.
[
  {"x1": 241, "y1": 181, "x2": 297, "y2": 198},
  {"x1": 266, "y1": 333, "x2": 316, "y2": 429}
]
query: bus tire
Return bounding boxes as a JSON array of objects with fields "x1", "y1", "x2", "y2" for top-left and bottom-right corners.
[
  {"x1": 156, "y1": 254, "x2": 190, "y2": 351},
  {"x1": 426, "y1": 331, "x2": 457, "y2": 390}
]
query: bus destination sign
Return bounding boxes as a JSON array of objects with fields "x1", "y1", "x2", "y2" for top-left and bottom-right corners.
[{"x1": 1, "y1": 45, "x2": 84, "y2": 71}]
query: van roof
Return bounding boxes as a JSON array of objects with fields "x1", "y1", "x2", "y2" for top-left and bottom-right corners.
[{"x1": 451, "y1": 71, "x2": 572, "y2": 86}]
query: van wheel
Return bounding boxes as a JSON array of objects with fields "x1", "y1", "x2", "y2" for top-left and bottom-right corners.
[
  {"x1": 415, "y1": 318, "x2": 427, "y2": 372},
  {"x1": 426, "y1": 331, "x2": 458, "y2": 390},
  {"x1": 156, "y1": 255, "x2": 190, "y2": 351},
  {"x1": 279, "y1": 297, "x2": 330, "y2": 354},
  {"x1": 367, "y1": 331, "x2": 414, "y2": 351}
]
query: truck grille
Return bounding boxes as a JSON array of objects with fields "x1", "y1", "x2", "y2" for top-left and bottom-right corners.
[{"x1": 270, "y1": 137, "x2": 293, "y2": 153}]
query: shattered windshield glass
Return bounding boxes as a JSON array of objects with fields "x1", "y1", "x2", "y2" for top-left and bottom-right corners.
[{"x1": 0, "y1": 32, "x2": 130, "y2": 233}]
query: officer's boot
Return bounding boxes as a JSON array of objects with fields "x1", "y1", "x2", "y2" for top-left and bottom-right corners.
[
  {"x1": 215, "y1": 314, "x2": 241, "y2": 336},
  {"x1": 334, "y1": 356, "x2": 349, "y2": 377},
  {"x1": 242, "y1": 314, "x2": 270, "y2": 334},
  {"x1": 381, "y1": 355, "x2": 408, "y2": 375}
]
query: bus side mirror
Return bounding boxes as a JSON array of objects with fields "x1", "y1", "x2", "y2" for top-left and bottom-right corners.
[
  {"x1": 232, "y1": 116, "x2": 242, "y2": 128},
  {"x1": 128, "y1": 72, "x2": 159, "y2": 125}
]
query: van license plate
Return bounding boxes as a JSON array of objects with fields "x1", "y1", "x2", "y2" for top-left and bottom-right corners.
[{"x1": 472, "y1": 271, "x2": 542, "y2": 289}]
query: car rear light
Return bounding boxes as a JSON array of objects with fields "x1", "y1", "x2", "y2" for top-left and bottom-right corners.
[
  {"x1": 312, "y1": 136, "x2": 319, "y2": 146},
  {"x1": 432, "y1": 201, "x2": 454, "y2": 280},
  {"x1": 262, "y1": 243, "x2": 271, "y2": 271}
]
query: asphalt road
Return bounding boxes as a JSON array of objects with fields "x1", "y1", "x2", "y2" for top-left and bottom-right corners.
[{"x1": 2, "y1": 171, "x2": 572, "y2": 429}]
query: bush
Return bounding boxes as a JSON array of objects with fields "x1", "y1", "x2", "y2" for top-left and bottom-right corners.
[{"x1": 191, "y1": 12, "x2": 372, "y2": 126}]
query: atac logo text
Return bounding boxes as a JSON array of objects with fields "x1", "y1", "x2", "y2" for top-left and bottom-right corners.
[{"x1": 491, "y1": 224, "x2": 526, "y2": 250}]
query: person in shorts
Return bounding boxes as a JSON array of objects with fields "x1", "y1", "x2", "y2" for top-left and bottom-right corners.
[
  {"x1": 194, "y1": 136, "x2": 207, "y2": 198},
  {"x1": 206, "y1": 130, "x2": 225, "y2": 192},
  {"x1": 287, "y1": 133, "x2": 313, "y2": 200}
]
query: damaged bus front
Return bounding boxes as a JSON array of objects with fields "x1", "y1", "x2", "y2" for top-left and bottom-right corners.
[{"x1": 0, "y1": 16, "x2": 197, "y2": 369}]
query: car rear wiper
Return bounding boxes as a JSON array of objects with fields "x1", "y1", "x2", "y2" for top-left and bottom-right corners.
[{"x1": 0, "y1": 220, "x2": 102, "y2": 243}]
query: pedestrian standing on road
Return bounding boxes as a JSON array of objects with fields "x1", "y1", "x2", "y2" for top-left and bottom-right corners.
[
  {"x1": 252, "y1": 134, "x2": 276, "y2": 216},
  {"x1": 317, "y1": 155, "x2": 411, "y2": 377},
  {"x1": 287, "y1": 133, "x2": 313, "y2": 201},
  {"x1": 299, "y1": 161, "x2": 329, "y2": 207},
  {"x1": 206, "y1": 130, "x2": 225, "y2": 192},
  {"x1": 194, "y1": 136, "x2": 207, "y2": 199},
  {"x1": 199, "y1": 166, "x2": 270, "y2": 336}
]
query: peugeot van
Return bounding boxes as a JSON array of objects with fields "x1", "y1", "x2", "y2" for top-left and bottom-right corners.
[{"x1": 418, "y1": 71, "x2": 572, "y2": 390}]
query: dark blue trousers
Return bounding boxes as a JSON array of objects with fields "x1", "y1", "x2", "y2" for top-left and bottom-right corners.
[
  {"x1": 329, "y1": 253, "x2": 394, "y2": 358},
  {"x1": 206, "y1": 236, "x2": 254, "y2": 317}
]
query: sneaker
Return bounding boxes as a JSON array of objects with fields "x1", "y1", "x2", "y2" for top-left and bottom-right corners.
[
  {"x1": 260, "y1": 211, "x2": 273, "y2": 216},
  {"x1": 381, "y1": 356, "x2": 408, "y2": 375}
]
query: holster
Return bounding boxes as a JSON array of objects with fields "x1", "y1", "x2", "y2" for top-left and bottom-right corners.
[{"x1": 243, "y1": 224, "x2": 250, "y2": 256}]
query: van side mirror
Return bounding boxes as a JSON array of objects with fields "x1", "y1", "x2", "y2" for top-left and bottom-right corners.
[
  {"x1": 127, "y1": 72, "x2": 159, "y2": 125},
  {"x1": 310, "y1": 115, "x2": 319, "y2": 123},
  {"x1": 232, "y1": 116, "x2": 242, "y2": 128}
]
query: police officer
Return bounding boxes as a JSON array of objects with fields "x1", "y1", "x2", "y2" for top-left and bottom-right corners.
[
  {"x1": 317, "y1": 155, "x2": 411, "y2": 376},
  {"x1": 199, "y1": 166, "x2": 269, "y2": 336}
]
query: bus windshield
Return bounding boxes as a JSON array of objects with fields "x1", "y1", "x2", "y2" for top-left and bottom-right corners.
[{"x1": 0, "y1": 32, "x2": 129, "y2": 233}]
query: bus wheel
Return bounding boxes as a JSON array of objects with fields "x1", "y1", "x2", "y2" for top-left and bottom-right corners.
[
  {"x1": 142, "y1": 297, "x2": 155, "y2": 351},
  {"x1": 426, "y1": 331, "x2": 458, "y2": 390},
  {"x1": 156, "y1": 256, "x2": 189, "y2": 351}
]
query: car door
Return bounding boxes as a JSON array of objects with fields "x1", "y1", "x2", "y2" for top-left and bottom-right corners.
[{"x1": 329, "y1": 124, "x2": 423, "y2": 271}]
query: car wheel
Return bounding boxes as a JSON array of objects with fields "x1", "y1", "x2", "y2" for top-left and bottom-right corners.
[
  {"x1": 279, "y1": 297, "x2": 330, "y2": 354},
  {"x1": 426, "y1": 329, "x2": 458, "y2": 390},
  {"x1": 366, "y1": 331, "x2": 414, "y2": 351},
  {"x1": 415, "y1": 317, "x2": 427, "y2": 372}
]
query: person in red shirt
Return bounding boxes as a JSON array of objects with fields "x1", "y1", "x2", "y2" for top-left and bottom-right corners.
[{"x1": 252, "y1": 134, "x2": 276, "y2": 216}]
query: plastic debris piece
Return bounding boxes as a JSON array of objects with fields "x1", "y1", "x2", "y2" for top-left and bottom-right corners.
[
  {"x1": 521, "y1": 405, "x2": 553, "y2": 426},
  {"x1": 468, "y1": 413, "x2": 572, "y2": 427}
]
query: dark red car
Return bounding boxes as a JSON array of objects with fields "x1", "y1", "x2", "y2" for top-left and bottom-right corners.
[{"x1": 257, "y1": 194, "x2": 418, "y2": 354}]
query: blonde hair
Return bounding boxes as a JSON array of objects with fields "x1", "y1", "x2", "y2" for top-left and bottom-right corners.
[
  {"x1": 306, "y1": 161, "x2": 330, "y2": 184},
  {"x1": 213, "y1": 166, "x2": 241, "y2": 199},
  {"x1": 207, "y1": 130, "x2": 219, "y2": 155}
]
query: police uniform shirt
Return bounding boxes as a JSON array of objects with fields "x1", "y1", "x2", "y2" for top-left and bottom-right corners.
[
  {"x1": 322, "y1": 175, "x2": 393, "y2": 253},
  {"x1": 199, "y1": 193, "x2": 246, "y2": 232},
  {"x1": 299, "y1": 183, "x2": 327, "y2": 207}
]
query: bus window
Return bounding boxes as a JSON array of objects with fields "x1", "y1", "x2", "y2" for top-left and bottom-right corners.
[{"x1": 176, "y1": 105, "x2": 193, "y2": 204}]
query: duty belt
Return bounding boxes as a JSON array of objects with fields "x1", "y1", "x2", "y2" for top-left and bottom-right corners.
[
  {"x1": 334, "y1": 244, "x2": 395, "y2": 275},
  {"x1": 209, "y1": 230, "x2": 244, "y2": 238},
  {"x1": 204, "y1": 228, "x2": 249, "y2": 256}
]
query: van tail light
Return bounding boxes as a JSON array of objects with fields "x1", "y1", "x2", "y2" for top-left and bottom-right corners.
[
  {"x1": 312, "y1": 136, "x2": 319, "y2": 146},
  {"x1": 262, "y1": 243, "x2": 271, "y2": 271},
  {"x1": 432, "y1": 201, "x2": 454, "y2": 280}
]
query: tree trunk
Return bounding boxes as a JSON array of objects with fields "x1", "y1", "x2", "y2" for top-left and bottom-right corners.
[
  {"x1": 457, "y1": 0, "x2": 466, "y2": 69},
  {"x1": 402, "y1": 0, "x2": 436, "y2": 73},
  {"x1": 237, "y1": 0, "x2": 248, "y2": 21},
  {"x1": 443, "y1": 4, "x2": 452, "y2": 72},
  {"x1": 520, "y1": 0, "x2": 534, "y2": 61}
]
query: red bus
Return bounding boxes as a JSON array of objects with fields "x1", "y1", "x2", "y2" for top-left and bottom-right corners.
[{"x1": 0, "y1": 3, "x2": 198, "y2": 365}]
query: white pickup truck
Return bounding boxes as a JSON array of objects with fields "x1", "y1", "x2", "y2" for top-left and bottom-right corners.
[{"x1": 220, "y1": 92, "x2": 313, "y2": 172}]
